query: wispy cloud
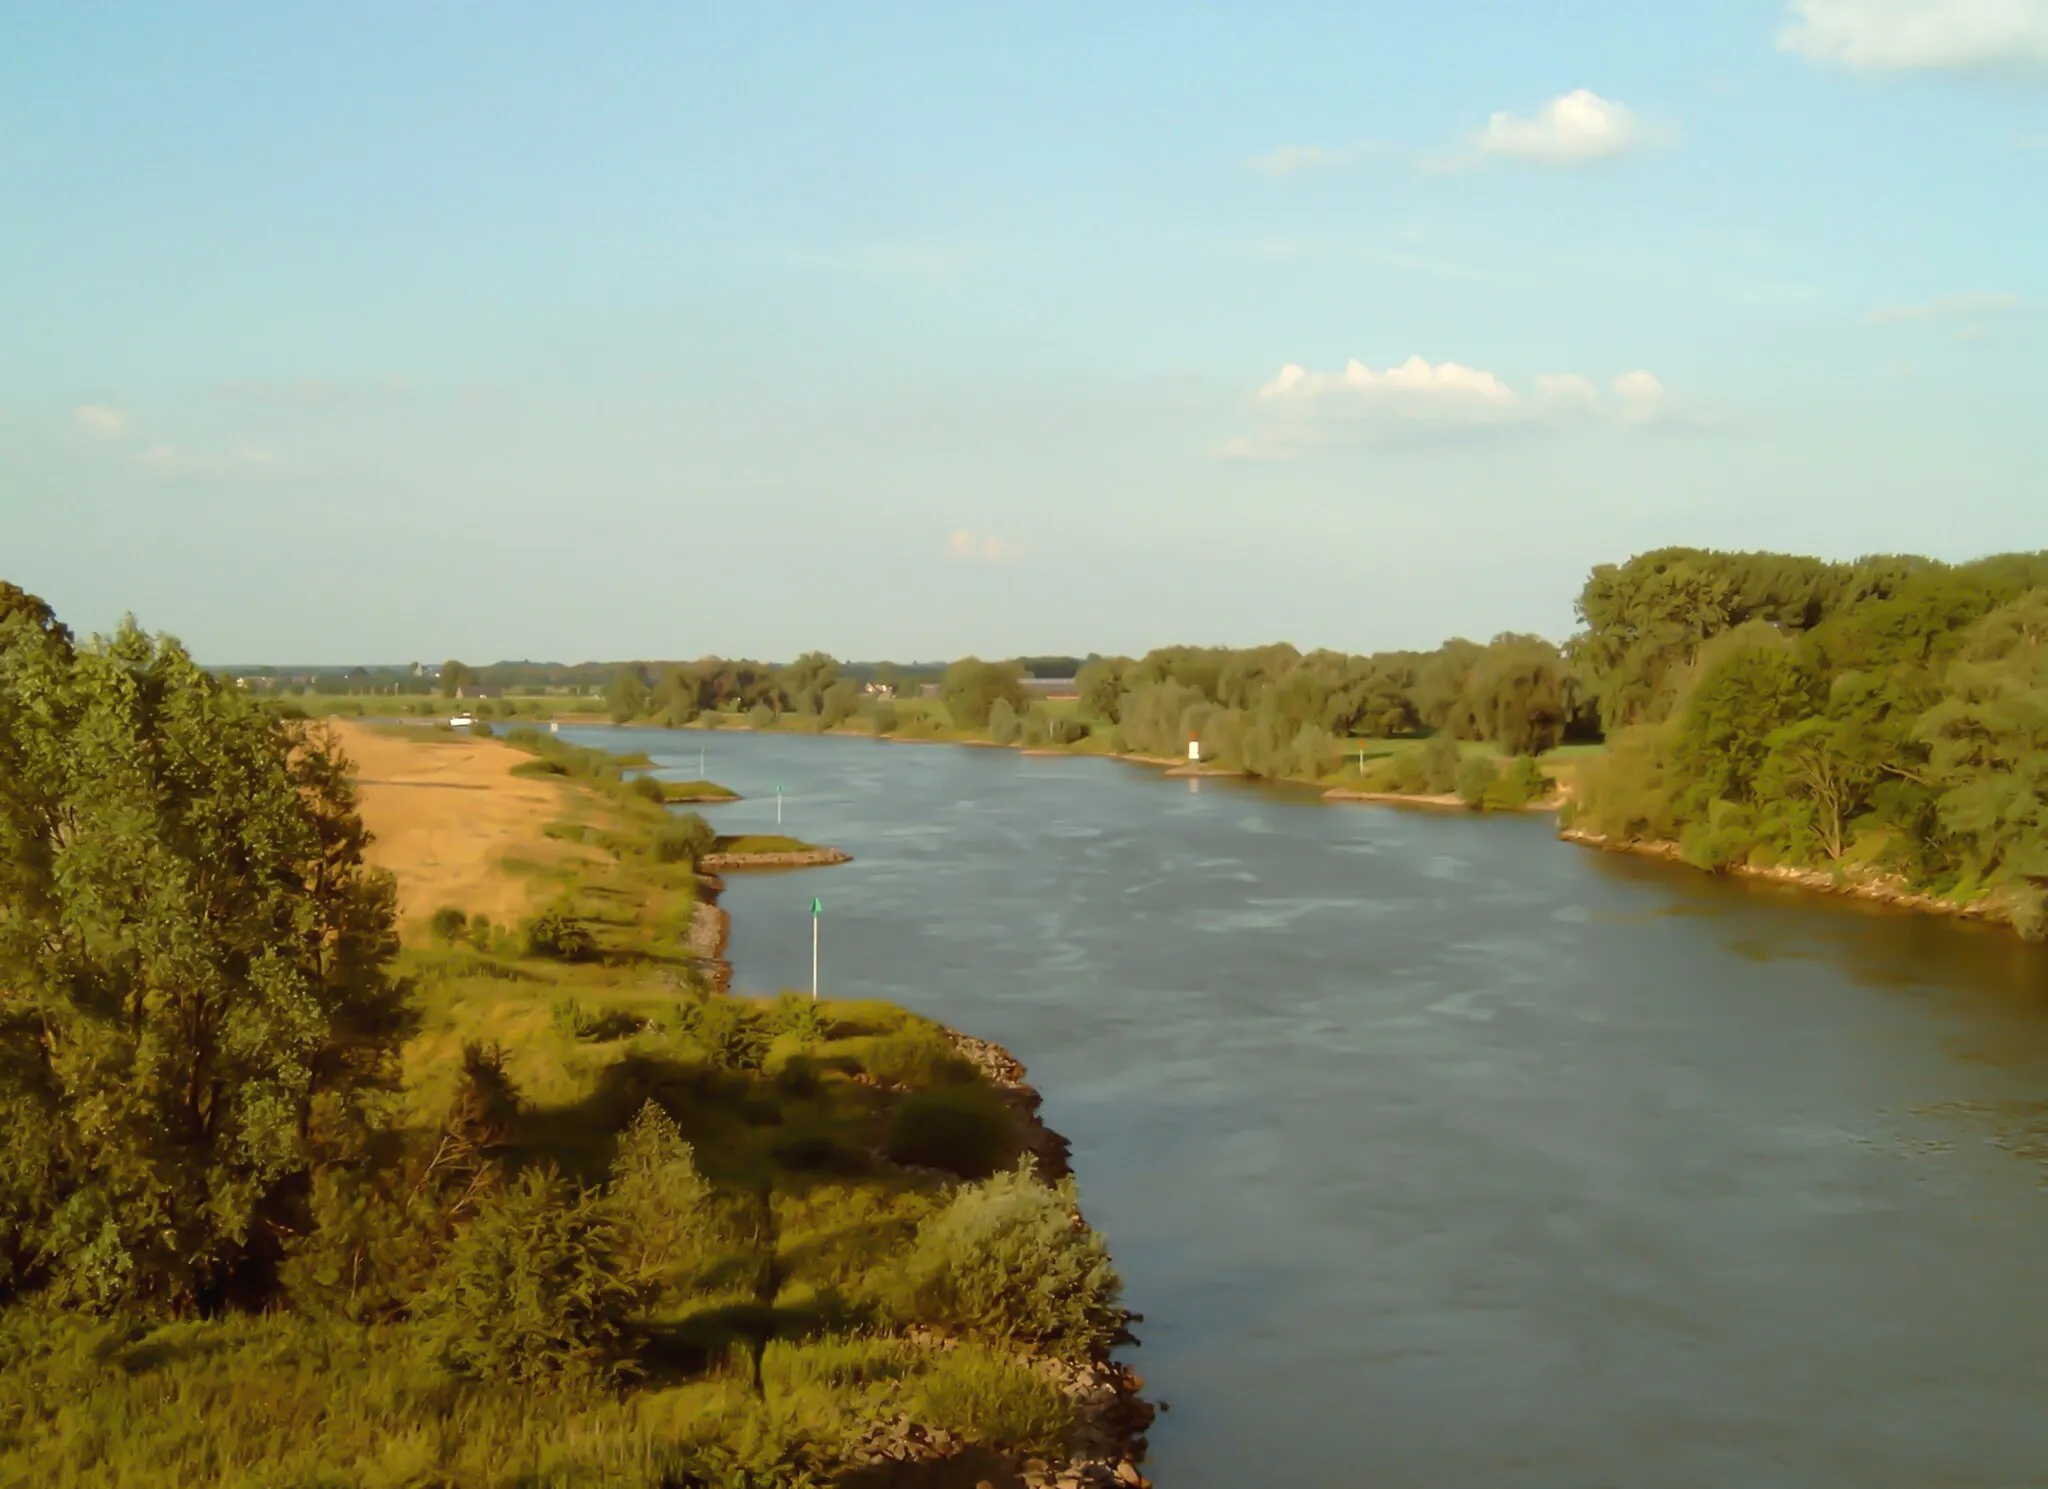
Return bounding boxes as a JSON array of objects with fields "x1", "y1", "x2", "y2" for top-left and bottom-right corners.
[
  {"x1": 1247, "y1": 142, "x2": 1384, "y2": 177},
  {"x1": 73, "y1": 404, "x2": 126, "y2": 438},
  {"x1": 1779, "y1": 0, "x2": 2048, "y2": 77},
  {"x1": 1219, "y1": 356, "x2": 1672, "y2": 456},
  {"x1": 1866, "y1": 291, "x2": 2025, "y2": 323},
  {"x1": 64, "y1": 402, "x2": 280, "y2": 480},
  {"x1": 216, "y1": 376, "x2": 412, "y2": 404},
  {"x1": 946, "y1": 530, "x2": 1024, "y2": 563}
]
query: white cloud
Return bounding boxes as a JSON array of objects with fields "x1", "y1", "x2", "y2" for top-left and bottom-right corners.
[
  {"x1": 1474, "y1": 89, "x2": 1644, "y2": 163},
  {"x1": 1867, "y1": 290, "x2": 2023, "y2": 322},
  {"x1": 1248, "y1": 142, "x2": 1382, "y2": 177},
  {"x1": 1232, "y1": 355, "x2": 1671, "y2": 452},
  {"x1": 74, "y1": 405, "x2": 126, "y2": 438},
  {"x1": 2019, "y1": 133, "x2": 2048, "y2": 147},
  {"x1": 1779, "y1": 0, "x2": 2048, "y2": 76},
  {"x1": 946, "y1": 530, "x2": 1023, "y2": 563}
]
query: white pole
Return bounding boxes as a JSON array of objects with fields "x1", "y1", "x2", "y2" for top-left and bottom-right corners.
[
  {"x1": 811, "y1": 912, "x2": 819, "y2": 1001},
  {"x1": 699, "y1": 744, "x2": 706, "y2": 779},
  {"x1": 777, "y1": 788, "x2": 783, "y2": 826}
]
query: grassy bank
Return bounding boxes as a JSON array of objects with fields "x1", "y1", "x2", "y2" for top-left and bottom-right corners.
[{"x1": 0, "y1": 727, "x2": 1143, "y2": 1488}]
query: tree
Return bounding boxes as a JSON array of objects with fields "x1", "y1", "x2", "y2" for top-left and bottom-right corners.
[
  {"x1": 1074, "y1": 658, "x2": 1127, "y2": 723},
  {"x1": 0, "y1": 607, "x2": 408, "y2": 1310},
  {"x1": 439, "y1": 660, "x2": 476, "y2": 698},
  {"x1": 941, "y1": 658, "x2": 1028, "y2": 729},
  {"x1": 606, "y1": 667, "x2": 649, "y2": 724}
]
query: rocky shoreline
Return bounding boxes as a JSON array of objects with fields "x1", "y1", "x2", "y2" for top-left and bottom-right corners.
[
  {"x1": 1557, "y1": 825, "x2": 2006, "y2": 925},
  {"x1": 697, "y1": 846, "x2": 853, "y2": 870},
  {"x1": 694, "y1": 872, "x2": 1157, "y2": 1486}
]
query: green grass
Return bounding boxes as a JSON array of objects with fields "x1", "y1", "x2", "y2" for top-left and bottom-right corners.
[
  {"x1": 711, "y1": 834, "x2": 825, "y2": 857},
  {"x1": 655, "y1": 779, "x2": 739, "y2": 803},
  {"x1": 0, "y1": 740, "x2": 1086, "y2": 1486}
]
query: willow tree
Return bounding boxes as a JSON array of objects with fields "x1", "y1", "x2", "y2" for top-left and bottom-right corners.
[{"x1": 0, "y1": 595, "x2": 409, "y2": 1310}]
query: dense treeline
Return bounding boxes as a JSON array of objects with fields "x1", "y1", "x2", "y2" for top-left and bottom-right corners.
[{"x1": 1565, "y1": 547, "x2": 2048, "y2": 935}]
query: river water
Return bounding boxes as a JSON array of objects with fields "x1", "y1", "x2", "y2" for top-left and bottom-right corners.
[{"x1": 566, "y1": 726, "x2": 2048, "y2": 1488}]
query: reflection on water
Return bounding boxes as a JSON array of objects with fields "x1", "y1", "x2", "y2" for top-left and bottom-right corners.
[{"x1": 567, "y1": 727, "x2": 2048, "y2": 1489}]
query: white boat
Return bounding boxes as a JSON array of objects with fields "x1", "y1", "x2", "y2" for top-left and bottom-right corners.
[{"x1": 449, "y1": 713, "x2": 476, "y2": 729}]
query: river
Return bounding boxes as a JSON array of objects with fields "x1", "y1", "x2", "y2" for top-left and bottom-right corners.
[{"x1": 565, "y1": 725, "x2": 2048, "y2": 1488}]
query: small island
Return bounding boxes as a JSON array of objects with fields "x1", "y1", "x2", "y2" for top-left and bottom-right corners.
[
  {"x1": 651, "y1": 777, "x2": 741, "y2": 804},
  {"x1": 700, "y1": 832, "x2": 853, "y2": 870}
]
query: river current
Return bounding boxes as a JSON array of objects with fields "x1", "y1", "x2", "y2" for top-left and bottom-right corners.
[{"x1": 565, "y1": 725, "x2": 2048, "y2": 1489}]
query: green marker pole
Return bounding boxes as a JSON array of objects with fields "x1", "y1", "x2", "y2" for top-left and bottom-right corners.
[{"x1": 810, "y1": 896, "x2": 822, "y2": 1001}]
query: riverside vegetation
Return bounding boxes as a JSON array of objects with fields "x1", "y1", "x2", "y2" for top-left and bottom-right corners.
[
  {"x1": 0, "y1": 586, "x2": 1139, "y2": 1487},
  {"x1": 523, "y1": 546, "x2": 2048, "y2": 936}
]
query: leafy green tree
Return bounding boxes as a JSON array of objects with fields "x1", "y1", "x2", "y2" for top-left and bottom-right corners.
[
  {"x1": 988, "y1": 698, "x2": 1022, "y2": 745},
  {"x1": 606, "y1": 667, "x2": 649, "y2": 724},
  {"x1": 1074, "y1": 658, "x2": 1127, "y2": 722},
  {"x1": 942, "y1": 658, "x2": 1028, "y2": 729},
  {"x1": 439, "y1": 660, "x2": 476, "y2": 698},
  {"x1": 0, "y1": 606, "x2": 408, "y2": 1310},
  {"x1": 415, "y1": 1164, "x2": 644, "y2": 1387},
  {"x1": 1419, "y1": 733, "x2": 1461, "y2": 794},
  {"x1": 1456, "y1": 754, "x2": 1500, "y2": 809}
]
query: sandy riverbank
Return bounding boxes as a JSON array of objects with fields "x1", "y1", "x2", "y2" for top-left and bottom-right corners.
[{"x1": 332, "y1": 719, "x2": 573, "y2": 929}]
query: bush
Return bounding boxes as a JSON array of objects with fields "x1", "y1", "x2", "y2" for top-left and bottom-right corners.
[
  {"x1": 428, "y1": 905, "x2": 468, "y2": 942},
  {"x1": 748, "y1": 703, "x2": 775, "y2": 729},
  {"x1": 523, "y1": 908, "x2": 597, "y2": 962},
  {"x1": 653, "y1": 812, "x2": 716, "y2": 865},
  {"x1": 868, "y1": 700, "x2": 899, "y2": 735},
  {"x1": 1456, "y1": 754, "x2": 1499, "y2": 809},
  {"x1": 767, "y1": 991, "x2": 826, "y2": 1044},
  {"x1": 1487, "y1": 755, "x2": 1551, "y2": 810},
  {"x1": 906, "y1": 1342, "x2": 1076, "y2": 1455},
  {"x1": 893, "y1": 1161, "x2": 1122, "y2": 1355},
  {"x1": 887, "y1": 1088, "x2": 1014, "y2": 1179},
  {"x1": 414, "y1": 1165, "x2": 644, "y2": 1388},
  {"x1": 988, "y1": 699, "x2": 1022, "y2": 746},
  {"x1": 1420, "y1": 733, "x2": 1462, "y2": 794},
  {"x1": 839, "y1": 1028, "x2": 976, "y2": 1088},
  {"x1": 608, "y1": 1101, "x2": 714, "y2": 1286},
  {"x1": 467, "y1": 911, "x2": 493, "y2": 949},
  {"x1": 551, "y1": 996, "x2": 646, "y2": 1042},
  {"x1": 683, "y1": 996, "x2": 772, "y2": 1071},
  {"x1": 627, "y1": 773, "x2": 667, "y2": 803}
]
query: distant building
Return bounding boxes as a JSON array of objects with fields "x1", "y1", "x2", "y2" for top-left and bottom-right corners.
[{"x1": 1020, "y1": 677, "x2": 1079, "y2": 700}]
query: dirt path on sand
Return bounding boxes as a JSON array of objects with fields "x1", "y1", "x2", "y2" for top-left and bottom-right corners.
[{"x1": 331, "y1": 722, "x2": 570, "y2": 929}]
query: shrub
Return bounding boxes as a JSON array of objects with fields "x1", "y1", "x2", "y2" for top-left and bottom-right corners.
[
  {"x1": 988, "y1": 699, "x2": 1022, "y2": 746},
  {"x1": 1488, "y1": 755, "x2": 1551, "y2": 810},
  {"x1": 523, "y1": 908, "x2": 597, "y2": 962},
  {"x1": 887, "y1": 1088, "x2": 1014, "y2": 1178},
  {"x1": 414, "y1": 1165, "x2": 644, "y2": 1388},
  {"x1": 551, "y1": 996, "x2": 646, "y2": 1042},
  {"x1": 1456, "y1": 754, "x2": 1500, "y2": 809},
  {"x1": 893, "y1": 1161, "x2": 1122, "y2": 1355},
  {"x1": 767, "y1": 992, "x2": 826, "y2": 1044},
  {"x1": 627, "y1": 773, "x2": 667, "y2": 803},
  {"x1": 748, "y1": 703, "x2": 775, "y2": 729},
  {"x1": 841, "y1": 1028, "x2": 975, "y2": 1088},
  {"x1": 906, "y1": 1342, "x2": 1076, "y2": 1455},
  {"x1": 467, "y1": 911, "x2": 493, "y2": 948},
  {"x1": 428, "y1": 905, "x2": 468, "y2": 942},
  {"x1": 608, "y1": 1101, "x2": 714, "y2": 1286},
  {"x1": 691, "y1": 996, "x2": 772, "y2": 1071},
  {"x1": 1420, "y1": 733, "x2": 1462, "y2": 794},
  {"x1": 868, "y1": 700, "x2": 899, "y2": 735},
  {"x1": 654, "y1": 812, "x2": 716, "y2": 865}
]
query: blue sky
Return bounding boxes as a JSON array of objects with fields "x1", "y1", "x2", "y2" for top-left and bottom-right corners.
[{"x1": 4, "y1": 1, "x2": 2044, "y2": 664}]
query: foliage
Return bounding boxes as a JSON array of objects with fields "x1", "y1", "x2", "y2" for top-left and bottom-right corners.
[
  {"x1": 0, "y1": 603, "x2": 408, "y2": 1310},
  {"x1": 1419, "y1": 733, "x2": 1462, "y2": 794},
  {"x1": 413, "y1": 1164, "x2": 644, "y2": 1388},
  {"x1": 893, "y1": 1161, "x2": 1122, "y2": 1356},
  {"x1": 428, "y1": 904, "x2": 469, "y2": 941},
  {"x1": 942, "y1": 657, "x2": 1029, "y2": 729},
  {"x1": 1455, "y1": 754, "x2": 1500, "y2": 808},
  {"x1": 523, "y1": 908, "x2": 598, "y2": 962},
  {"x1": 607, "y1": 1101, "x2": 714, "y2": 1287},
  {"x1": 886, "y1": 1088, "x2": 1015, "y2": 1178},
  {"x1": 988, "y1": 698, "x2": 1022, "y2": 746},
  {"x1": 653, "y1": 812, "x2": 716, "y2": 865}
]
